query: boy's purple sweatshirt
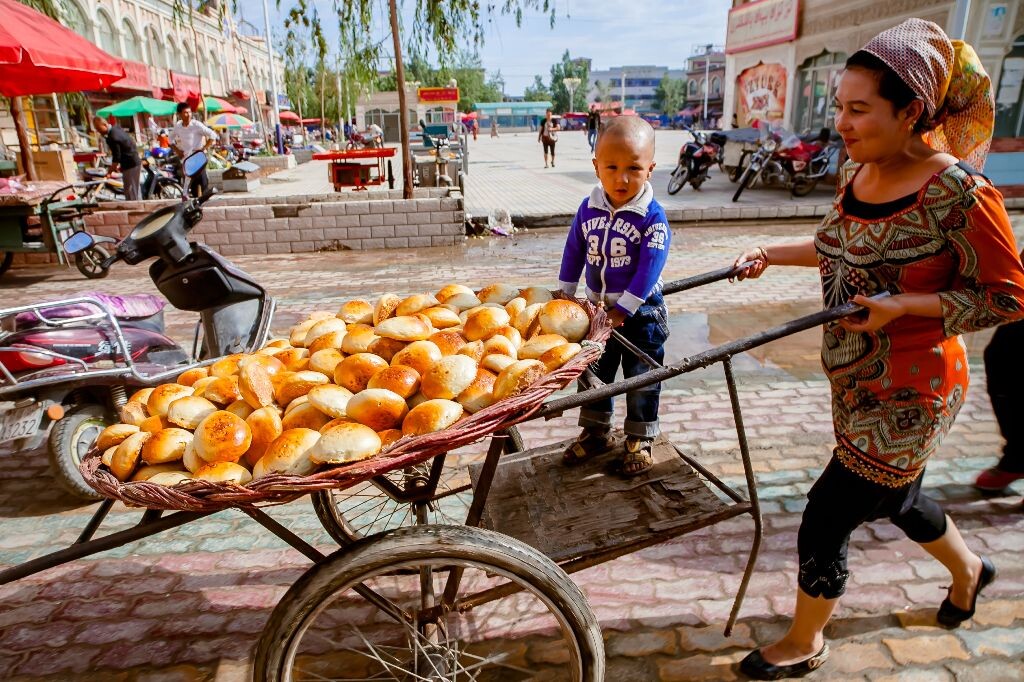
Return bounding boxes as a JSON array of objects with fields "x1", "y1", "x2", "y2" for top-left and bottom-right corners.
[{"x1": 557, "y1": 182, "x2": 670, "y2": 315}]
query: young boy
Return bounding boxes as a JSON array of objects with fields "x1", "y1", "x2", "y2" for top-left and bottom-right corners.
[{"x1": 557, "y1": 116, "x2": 671, "y2": 476}]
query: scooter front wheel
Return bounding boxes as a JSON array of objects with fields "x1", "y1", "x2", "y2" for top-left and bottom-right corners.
[
  {"x1": 48, "y1": 403, "x2": 108, "y2": 500},
  {"x1": 75, "y1": 245, "x2": 111, "y2": 279},
  {"x1": 666, "y1": 165, "x2": 688, "y2": 195}
]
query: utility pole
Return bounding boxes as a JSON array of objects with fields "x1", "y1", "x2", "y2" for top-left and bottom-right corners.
[
  {"x1": 949, "y1": 0, "x2": 972, "y2": 39},
  {"x1": 702, "y1": 44, "x2": 712, "y2": 128},
  {"x1": 563, "y1": 76, "x2": 581, "y2": 113},
  {"x1": 260, "y1": 0, "x2": 282, "y2": 153},
  {"x1": 620, "y1": 68, "x2": 626, "y2": 111}
]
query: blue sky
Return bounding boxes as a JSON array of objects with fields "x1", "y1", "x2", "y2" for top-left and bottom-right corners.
[{"x1": 239, "y1": 0, "x2": 731, "y2": 95}]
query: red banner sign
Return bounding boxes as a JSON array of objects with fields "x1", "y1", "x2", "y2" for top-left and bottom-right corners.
[
  {"x1": 110, "y1": 60, "x2": 154, "y2": 93},
  {"x1": 418, "y1": 87, "x2": 459, "y2": 103},
  {"x1": 169, "y1": 71, "x2": 202, "y2": 102}
]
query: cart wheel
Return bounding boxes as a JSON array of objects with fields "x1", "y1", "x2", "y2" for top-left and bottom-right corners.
[
  {"x1": 75, "y1": 245, "x2": 110, "y2": 279},
  {"x1": 0, "y1": 251, "x2": 13, "y2": 276},
  {"x1": 47, "y1": 403, "x2": 108, "y2": 500},
  {"x1": 254, "y1": 524, "x2": 605, "y2": 682}
]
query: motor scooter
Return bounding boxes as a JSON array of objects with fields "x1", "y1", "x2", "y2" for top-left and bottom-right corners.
[
  {"x1": 81, "y1": 157, "x2": 183, "y2": 202},
  {"x1": 731, "y1": 124, "x2": 840, "y2": 202},
  {"x1": 0, "y1": 151, "x2": 275, "y2": 499},
  {"x1": 666, "y1": 128, "x2": 724, "y2": 194}
]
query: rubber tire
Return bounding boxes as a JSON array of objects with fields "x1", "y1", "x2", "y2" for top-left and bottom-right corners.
[
  {"x1": 732, "y1": 163, "x2": 756, "y2": 202},
  {"x1": 791, "y1": 175, "x2": 818, "y2": 197},
  {"x1": 47, "y1": 403, "x2": 109, "y2": 500},
  {"x1": 0, "y1": 251, "x2": 13, "y2": 276},
  {"x1": 75, "y1": 245, "x2": 111, "y2": 279},
  {"x1": 728, "y1": 152, "x2": 749, "y2": 182},
  {"x1": 690, "y1": 175, "x2": 705, "y2": 190},
  {"x1": 666, "y1": 165, "x2": 688, "y2": 195},
  {"x1": 253, "y1": 524, "x2": 605, "y2": 682},
  {"x1": 156, "y1": 180, "x2": 183, "y2": 200}
]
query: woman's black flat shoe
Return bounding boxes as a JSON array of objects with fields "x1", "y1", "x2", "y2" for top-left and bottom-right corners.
[
  {"x1": 739, "y1": 644, "x2": 829, "y2": 680},
  {"x1": 937, "y1": 555, "x2": 996, "y2": 627}
]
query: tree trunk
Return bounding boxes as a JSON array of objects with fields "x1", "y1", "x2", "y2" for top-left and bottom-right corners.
[
  {"x1": 388, "y1": 0, "x2": 413, "y2": 199},
  {"x1": 320, "y1": 66, "x2": 326, "y2": 142},
  {"x1": 11, "y1": 97, "x2": 36, "y2": 181}
]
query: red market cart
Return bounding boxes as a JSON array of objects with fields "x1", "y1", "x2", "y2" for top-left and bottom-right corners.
[{"x1": 313, "y1": 148, "x2": 397, "y2": 190}]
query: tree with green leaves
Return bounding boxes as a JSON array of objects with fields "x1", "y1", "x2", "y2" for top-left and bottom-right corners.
[
  {"x1": 548, "y1": 50, "x2": 589, "y2": 113},
  {"x1": 653, "y1": 75, "x2": 686, "y2": 116},
  {"x1": 523, "y1": 76, "x2": 551, "y2": 102},
  {"x1": 592, "y1": 79, "x2": 612, "y2": 106}
]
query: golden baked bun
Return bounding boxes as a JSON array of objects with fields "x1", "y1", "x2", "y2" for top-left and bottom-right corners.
[
  {"x1": 131, "y1": 463, "x2": 187, "y2": 482},
  {"x1": 263, "y1": 338, "x2": 291, "y2": 349},
  {"x1": 129, "y1": 387, "x2": 155, "y2": 405},
  {"x1": 335, "y1": 353, "x2": 390, "y2": 393},
  {"x1": 429, "y1": 330, "x2": 467, "y2": 356},
  {"x1": 539, "y1": 299, "x2": 590, "y2": 343},
  {"x1": 345, "y1": 388, "x2": 409, "y2": 431},
  {"x1": 147, "y1": 384, "x2": 195, "y2": 417},
  {"x1": 407, "y1": 392, "x2": 429, "y2": 409},
  {"x1": 402, "y1": 399, "x2": 464, "y2": 436},
  {"x1": 377, "y1": 428, "x2": 403, "y2": 449},
  {"x1": 420, "y1": 307, "x2": 462, "y2": 329},
  {"x1": 391, "y1": 340, "x2": 442, "y2": 376},
  {"x1": 238, "y1": 353, "x2": 287, "y2": 377},
  {"x1": 145, "y1": 471, "x2": 193, "y2": 486},
  {"x1": 307, "y1": 330, "x2": 347, "y2": 355},
  {"x1": 190, "y1": 376, "x2": 218, "y2": 397},
  {"x1": 141, "y1": 428, "x2": 193, "y2": 465},
  {"x1": 373, "y1": 293, "x2": 401, "y2": 325},
  {"x1": 245, "y1": 406, "x2": 284, "y2": 467},
  {"x1": 463, "y1": 307, "x2": 511, "y2": 341},
  {"x1": 176, "y1": 367, "x2": 210, "y2": 387},
  {"x1": 166, "y1": 396, "x2": 217, "y2": 430},
  {"x1": 193, "y1": 462, "x2": 252, "y2": 485},
  {"x1": 182, "y1": 440, "x2": 203, "y2": 473},
  {"x1": 494, "y1": 326, "x2": 523, "y2": 349},
  {"x1": 457, "y1": 368, "x2": 497, "y2": 413},
  {"x1": 102, "y1": 445, "x2": 117, "y2": 468},
  {"x1": 519, "y1": 334, "x2": 569, "y2": 360},
  {"x1": 396, "y1": 293, "x2": 440, "y2": 317},
  {"x1": 311, "y1": 422, "x2": 382, "y2": 464},
  {"x1": 225, "y1": 400, "x2": 255, "y2": 420},
  {"x1": 375, "y1": 315, "x2": 432, "y2": 342},
  {"x1": 477, "y1": 283, "x2": 521, "y2": 305},
  {"x1": 341, "y1": 324, "x2": 379, "y2": 355},
  {"x1": 481, "y1": 354, "x2": 516, "y2": 374},
  {"x1": 539, "y1": 342, "x2": 582, "y2": 371},
  {"x1": 421, "y1": 355, "x2": 478, "y2": 400},
  {"x1": 253, "y1": 428, "x2": 321, "y2": 479},
  {"x1": 239, "y1": 362, "x2": 275, "y2": 409},
  {"x1": 96, "y1": 423, "x2": 140, "y2": 451},
  {"x1": 514, "y1": 303, "x2": 544, "y2": 338},
  {"x1": 320, "y1": 417, "x2": 355, "y2": 433},
  {"x1": 368, "y1": 365, "x2": 421, "y2": 399},
  {"x1": 281, "y1": 401, "x2": 333, "y2": 431},
  {"x1": 111, "y1": 431, "x2": 152, "y2": 481},
  {"x1": 201, "y1": 376, "x2": 242, "y2": 406},
  {"x1": 457, "y1": 340, "x2": 485, "y2": 364},
  {"x1": 304, "y1": 318, "x2": 347, "y2": 348},
  {"x1": 306, "y1": 384, "x2": 355, "y2": 419},
  {"x1": 436, "y1": 283, "x2": 475, "y2": 302},
  {"x1": 119, "y1": 400, "x2": 150, "y2": 426},
  {"x1": 308, "y1": 348, "x2": 345, "y2": 377},
  {"x1": 443, "y1": 292, "x2": 483, "y2": 311},
  {"x1": 210, "y1": 353, "x2": 245, "y2": 378},
  {"x1": 368, "y1": 337, "x2": 408, "y2": 362},
  {"x1": 193, "y1": 411, "x2": 252, "y2": 464},
  {"x1": 504, "y1": 296, "x2": 527, "y2": 320},
  {"x1": 338, "y1": 299, "x2": 374, "y2": 325},
  {"x1": 483, "y1": 335, "x2": 517, "y2": 358},
  {"x1": 276, "y1": 370, "x2": 331, "y2": 406},
  {"x1": 493, "y1": 359, "x2": 547, "y2": 400},
  {"x1": 289, "y1": 319, "x2": 318, "y2": 347},
  {"x1": 275, "y1": 348, "x2": 311, "y2": 372},
  {"x1": 139, "y1": 415, "x2": 172, "y2": 434},
  {"x1": 284, "y1": 394, "x2": 308, "y2": 416},
  {"x1": 521, "y1": 286, "x2": 554, "y2": 307}
]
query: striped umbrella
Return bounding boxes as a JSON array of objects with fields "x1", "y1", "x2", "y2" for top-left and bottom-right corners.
[{"x1": 208, "y1": 113, "x2": 255, "y2": 129}]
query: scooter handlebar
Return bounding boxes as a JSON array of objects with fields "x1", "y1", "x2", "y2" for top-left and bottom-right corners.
[{"x1": 197, "y1": 188, "x2": 218, "y2": 205}]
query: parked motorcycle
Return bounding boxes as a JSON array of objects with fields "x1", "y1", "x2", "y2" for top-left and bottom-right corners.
[
  {"x1": 666, "y1": 128, "x2": 725, "y2": 194},
  {"x1": 0, "y1": 151, "x2": 274, "y2": 499},
  {"x1": 731, "y1": 125, "x2": 840, "y2": 202},
  {"x1": 81, "y1": 157, "x2": 183, "y2": 202}
]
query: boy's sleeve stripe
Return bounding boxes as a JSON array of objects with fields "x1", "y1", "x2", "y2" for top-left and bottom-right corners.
[
  {"x1": 557, "y1": 281, "x2": 579, "y2": 295},
  {"x1": 616, "y1": 291, "x2": 644, "y2": 314}
]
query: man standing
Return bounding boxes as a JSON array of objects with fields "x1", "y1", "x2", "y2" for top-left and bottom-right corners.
[
  {"x1": 170, "y1": 102, "x2": 217, "y2": 197},
  {"x1": 586, "y1": 106, "x2": 600, "y2": 153},
  {"x1": 92, "y1": 116, "x2": 141, "y2": 200}
]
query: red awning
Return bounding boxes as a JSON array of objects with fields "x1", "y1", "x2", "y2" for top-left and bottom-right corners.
[
  {"x1": 110, "y1": 59, "x2": 158, "y2": 96},
  {"x1": 0, "y1": 0, "x2": 125, "y2": 97},
  {"x1": 229, "y1": 89, "x2": 251, "y2": 100},
  {"x1": 299, "y1": 117, "x2": 321, "y2": 124},
  {"x1": 168, "y1": 71, "x2": 202, "y2": 102}
]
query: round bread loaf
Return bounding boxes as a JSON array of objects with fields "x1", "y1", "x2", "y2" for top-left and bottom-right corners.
[
  {"x1": 245, "y1": 406, "x2": 284, "y2": 467},
  {"x1": 457, "y1": 368, "x2": 497, "y2": 413},
  {"x1": 146, "y1": 471, "x2": 193, "y2": 486},
  {"x1": 521, "y1": 286, "x2": 554, "y2": 306},
  {"x1": 276, "y1": 370, "x2": 331, "y2": 406},
  {"x1": 319, "y1": 416, "x2": 355, "y2": 433},
  {"x1": 119, "y1": 400, "x2": 150, "y2": 426},
  {"x1": 519, "y1": 333, "x2": 569, "y2": 360},
  {"x1": 182, "y1": 441, "x2": 203, "y2": 473},
  {"x1": 335, "y1": 353, "x2": 389, "y2": 393},
  {"x1": 513, "y1": 303, "x2": 544, "y2": 338},
  {"x1": 483, "y1": 335, "x2": 517, "y2": 358},
  {"x1": 281, "y1": 401, "x2": 332, "y2": 431},
  {"x1": 391, "y1": 340, "x2": 442, "y2": 376},
  {"x1": 421, "y1": 355, "x2": 478, "y2": 400},
  {"x1": 193, "y1": 462, "x2": 252, "y2": 485},
  {"x1": 444, "y1": 292, "x2": 483, "y2": 311},
  {"x1": 262, "y1": 338, "x2": 291, "y2": 349},
  {"x1": 96, "y1": 423, "x2": 141, "y2": 451},
  {"x1": 477, "y1": 283, "x2": 521, "y2": 305},
  {"x1": 429, "y1": 330, "x2": 467, "y2": 356},
  {"x1": 176, "y1": 367, "x2": 209, "y2": 387},
  {"x1": 253, "y1": 427, "x2": 320, "y2": 479},
  {"x1": 141, "y1": 427, "x2": 193, "y2": 465},
  {"x1": 396, "y1": 293, "x2": 440, "y2": 317},
  {"x1": 283, "y1": 395, "x2": 308, "y2": 416},
  {"x1": 139, "y1": 415, "x2": 172, "y2": 433},
  {"x1": 377, "y1": 428, "x2": 403, "y2": 448},
  {"x1": 210, "y1": 353, "x2": 245, "y2": 378},
  {"x1": 147, "y1": 384, "x2": 195, "y2": 417},
  {"x1": 340, "y1": 324, "x2": 379, "y2": 355},
  {"x1": 539, "y1": 342, "x2": 582, "y2": 371},
  {"x1": 131, "y1": 463, "x2": 187, "y2": 482},
  {"x1": 464, "y1": 307, "x2": 511, "y2": 342},
  {"x1": 239, "y1": 362, "x2": 275, "y2": 409},
  {"x1": 539, "y1": 299, "x2": 590, "y2": 342},
  {"x1": 101, "y1": 445, "x2": 117, "y2": 468},
  {"x1": 311, "y1": 422, "x2": 382, "y2": 464},
  {"x1": 407, "y1": 392, "x2": 429, "y2": 409},
  {"x1": 130, "y1": 387, "x2": 156, "y2": 406},
  {"x1": 304, "y1": 318, "x2": 347, "y2": 347},
  {"x1": 289, "y1": 319, "x2": 317, "y2": 347},
  {"x1": 238, "y1": 353, "x2": 286, "y2": 377},
  {"x1": 307, "y1": 330, "x2": 347, "y2": 355},
  {"x1": 309, "y1": 348, "x2": 345, "y2": 377},
  {"x1": 225, "y1": 399, "x2": 254, "y2": 420},
  {"x1": 481, "y1": 354, "x2": 516, "y2": 374},
  {"x1": 368, "y1": 337, "x2": 408, "y2": 362},
  {"x1": 193, "y1": 411, "x2": 252, "y2": 464},
  {"x1": 306, "y1": 384, "x2": 355, "y2": 419},
  {"x1": 190, "y1": 376, "x2": 219, "y2": 397},
  {"x1": 493, "y1": 359, "x2": 547, "y2": 400},
  {"x1": 375, "y1": 315, "x2": 432, "y2": 342},
  {"x1": 373, "y1": 293, "x2": 401, "y2": 325},
  {"x1": 337, "y1": 299, "x2": 374, "y2": 325},
  {"x1": 111, "y1": 431, "x2": 152, "y2": 481},
  {"x1": 402, "y1": 399, "x2": 464, "y2": 436},
  {"x1": 275, "y1": 348, "x2": 311, "y2": 371},
  {"x1": 346, "y1": 388, "x2": 408, "y2": 431},
  {"x1": 504, "y1": 296, "x2": 527, "y2": 320},
  {"x1": 368, "y1": 365, "x2": 421, "y2": 399},
  {"x1": 201, "y1": 376, "x2": 242, "y2": 405},
  {"x1": 436, "y1": 283, "x2": 475, "y2": 302},
  {"x1": 420, "y1": 306, "x2": 462, "y2": 329},
  {"x1": 457, "y1": 340, "x2": 485, "y2": 364}
]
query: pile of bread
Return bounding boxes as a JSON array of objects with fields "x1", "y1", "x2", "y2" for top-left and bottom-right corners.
[{"x1": 92, "y1": 283, "x2": 592, "y2": 488}]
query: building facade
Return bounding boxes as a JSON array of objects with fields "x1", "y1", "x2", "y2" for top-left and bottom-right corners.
[
  {"x1": 586, "y1": 65, "x2": 687, "y2": 112},
  {"x1": 683, "y1": 47, "x2": 727, "y2": 124}
]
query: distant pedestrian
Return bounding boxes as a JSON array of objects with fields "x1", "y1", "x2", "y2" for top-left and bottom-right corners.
[
  {"x1": 92, "y1": 116, "x2": 141, "y2": 200},
  {"x1": 490, "y1": 119, "x2": 499, "y2": 138},
  {"x1": 170, "y1": 102, "x2": 217, "y2": 198},
  {"x1": 539, "y1": 108, "x2": 559, "y2": 168},
  {"x1": 586, "y1": 106, "x2": 600, "y2": 153}
]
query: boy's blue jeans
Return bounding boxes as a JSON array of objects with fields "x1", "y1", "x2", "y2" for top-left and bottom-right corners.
[{"x1": 579, "y1": 291, "x2": 670, "y2": 439}]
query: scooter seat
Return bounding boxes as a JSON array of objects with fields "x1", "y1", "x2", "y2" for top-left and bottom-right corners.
[{"x1": 14, "y1": 293, "x2": 167, "y2": 328}]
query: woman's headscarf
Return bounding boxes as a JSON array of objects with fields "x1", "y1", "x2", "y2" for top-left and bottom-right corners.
[{"x1": 860, "y1": 18, "x2": 995, "y2": 170}]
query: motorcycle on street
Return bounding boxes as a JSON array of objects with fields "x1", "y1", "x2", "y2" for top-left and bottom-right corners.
[
  {"x1": 666, "y1": 128, "x2": 725, "y2": 194},
  {"x1": 0, "y1": 152, "x2": 274, "y2": 499},
  {"x1": 731, "y1": 124, "x2": 841, "y2": 202},
  {"x1": 81, "y1": 156, "x2": 184, "y2": 203}
]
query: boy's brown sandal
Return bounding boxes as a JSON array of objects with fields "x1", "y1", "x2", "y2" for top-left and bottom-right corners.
[
  {"x1": 618, "y1": 437, "x2": 655, "y2": 477},
  {"x1": 563, "y1": 428, "x2": 616, "y2": 465}
]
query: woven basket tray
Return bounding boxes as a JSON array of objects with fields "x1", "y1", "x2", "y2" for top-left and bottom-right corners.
[{"x1": 80, "y1": 299, "x2": 610, "y2": 512}]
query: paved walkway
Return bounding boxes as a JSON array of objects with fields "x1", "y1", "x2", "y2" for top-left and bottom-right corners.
[{"x1": 0, "y1": 218, "x2": 1022, "y2": 680}]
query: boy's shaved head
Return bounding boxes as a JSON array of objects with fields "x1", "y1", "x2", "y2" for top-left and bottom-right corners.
[{"x1": 596, "y1": 116, "x2": 656, "y2": 156}]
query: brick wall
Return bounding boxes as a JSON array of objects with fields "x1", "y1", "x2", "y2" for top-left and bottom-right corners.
[{"x1": 12, "y1": 188, "x2": 464, "y2": 265}]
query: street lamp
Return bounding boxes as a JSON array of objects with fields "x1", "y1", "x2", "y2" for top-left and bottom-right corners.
[
  {"x1": 563, "y1": 76, "x2": 581, "y2": 113},
  {"x1": 702, "y1": 43, "x2": 712, "y2": 129}
]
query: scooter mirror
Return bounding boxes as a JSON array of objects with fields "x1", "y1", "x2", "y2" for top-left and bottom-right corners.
[
  {"x1": 183, "y1": 150, "x2": 208, "y2": 177},
  {"x1": 63, "y1": 231, "x2": 95, "y2": 254}
]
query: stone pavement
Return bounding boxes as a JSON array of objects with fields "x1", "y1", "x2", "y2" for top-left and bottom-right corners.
[{"x1": 1, "y1": 219, "x2": 1023, "y2": 680}]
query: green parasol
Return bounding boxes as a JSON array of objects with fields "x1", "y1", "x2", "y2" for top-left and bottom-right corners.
[{"x1": 96, "y1": 96, "x2": 177, "y2": 117}]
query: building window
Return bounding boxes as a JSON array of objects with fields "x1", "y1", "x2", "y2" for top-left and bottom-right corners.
[
  {"x1": 147, "y1": 28, "x2": 165, "y2": 70},
  {"x1": 96, "y1": 10, "x2": 119, "y2": 57},
  {"x1": 995, "y1": 34, "x2": 1024, "y2": 138},
  {"x1": 183, "y1": 42, "x2": 196, "y2": 76},
  {"x1": 122, "y1": 19, "x2": 141, "y2": 62},
  {"x1": 688, "y1": 79, "x2": 697, "y2": 96},
  {"x1": 712, "y1": 76, "x2": 721, "y2": 95},
  {"x1": 64, "y1": 0, "x2": 89, "y2": 35},
  {"x1": 794, "y1": 50, "x2": 846, "y2": 134}
]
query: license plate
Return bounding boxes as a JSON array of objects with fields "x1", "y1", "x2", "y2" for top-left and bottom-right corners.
[{"x1": 0, "y1": 404, "x2": 43, "y2": 444}]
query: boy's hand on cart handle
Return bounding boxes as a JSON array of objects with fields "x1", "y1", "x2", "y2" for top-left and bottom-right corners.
[
  {"x1": 731, "y1": 249, "x2": 769, "y2": 281},
  {"x1": 608, "y1": 308, "x2": 628, "y2": 328},
  {"x1": 840, "y1": 294, "x2": 905, "y2": 333}
]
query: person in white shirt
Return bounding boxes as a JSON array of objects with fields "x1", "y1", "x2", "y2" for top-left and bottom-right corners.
[
  {"x1": 170, "y1": 102, "x2": 217, "y2": 197},
  {"x1": 367, "y1": 122, "x2": 384, "y2": 148}
]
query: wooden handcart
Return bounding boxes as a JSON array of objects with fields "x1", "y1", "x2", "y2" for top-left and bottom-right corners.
[{"x1": 313, "y1": 148, "x2": 397, "y2": 191}]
